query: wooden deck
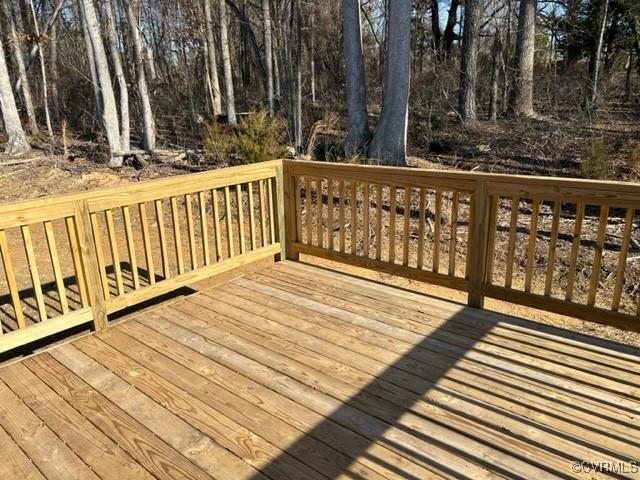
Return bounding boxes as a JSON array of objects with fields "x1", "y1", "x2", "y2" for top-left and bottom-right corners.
[{"x1": 1, "y1": 261, "x2": 639, "y2": 480}]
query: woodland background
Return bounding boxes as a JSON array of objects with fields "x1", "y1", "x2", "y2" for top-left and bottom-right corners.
[{"x1": 0, "y1": 0, "x2": 638, "y2": 179}]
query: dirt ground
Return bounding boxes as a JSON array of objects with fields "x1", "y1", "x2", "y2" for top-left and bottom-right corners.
[{"x1": 1, "y1": 132, "x2": 639, "y2": 349}]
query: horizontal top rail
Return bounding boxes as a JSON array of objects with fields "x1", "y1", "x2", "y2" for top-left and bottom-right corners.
[
  {"x1": 0, "y1": 160, "x2": 281, "y2": 230},
  {"x1": 284, "y1": 159, "x2": 640, "y2": 195}
]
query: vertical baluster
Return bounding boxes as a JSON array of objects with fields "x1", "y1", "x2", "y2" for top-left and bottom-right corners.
[
  {"x1": 327, "y1": 178, "x2": 334, "y2": 251},
  {"x1": 258, "y1": 180, "x2": 268, "y2": 247},
  {"x1": 524, "y1": 199, "x2": 540, "y2": 293},
  {"x1": 170, "y1": 197, "x2": 185, "y2": 274},
  {"x1": 65, "y1": 217, "x2": 89, "y2": 307},
  {"x1": 138, "y1": 203, "x2": 156, "y2": 284},
  {"x1": 350, "y1": 181, "x2": 357, "y2": 254},
  {"x1": 375, "y1": 184, "x2": 382, "y2": 260},
  {"x1": 305, "y1": 176, "x2": 312, "y2": 245},
  {"x1": 402, "y1": 187, "x2": 410, "y2": 266},
  {"x1": 267, "y1": 178, "x2": 276, "y2": 242},
  {"x1": 211, "y1": 189, "x2": 223, "y2": 261},
  {"x1": 224, "y1": 186, "x2": 235, "y2": 257},
  {"x1": 293, "y1": 177, "x2": 302, "y2": 248},
  {"x1": 389, "y1": 186, "x2": 397, "y2": 264},
  {"x1": 236, "y1": 184, "x2": 246, "y2": 254},
  {"x1": 465, "y1": 192, "x2": 475, "y2": 279},
  {"x1": 338, "y1": 180, "x2": 346, "y2": 253},
  {"x1": 504, "y1": 196, "x2": 519, "y2": 288},
  {"x1": 105, "y1": 210, "x2": 125, "y2": 294},
  {"x1": 565, "y1": 202, "x2": 585, "y2": 302},
  {"x1": 0, "y1": 230, "x2": 25, "y2": 329},
  {"x1": 154, "y1": 200, "x2": 170, "y2": 279},
  {"x1": 544, "y1": 201, "x2": 561, "y2": 296},
  {"x1": 612, "y1": 208, "x2": 635, "y2": 311},
  {"x1": 484, "y1": 196, "x2": 499, "y2": 285},
  {"x1": 316, "y1": 178, "x2": 323, "y2": 248},
  {"x1": 417, "y1": 187, "x2": 426, "y2": 269},
  {"x1": 198, "y1": 192, "x2": 211, "y2": 265},
  {"x1": 449, "y1": 191, "x2": 460, "y2": 277},
  {"x1": 122, "y1": 206, "x2": 140, "y2": 289},
  {"x1": 21, "y1": 225, "x2": 47, "y2": 322},
  {"x1": 363, "y1": 183, "x2": 370, "y2": 257},
  {"x1": 433, "y1": 190, "x2": 442, "y2": 273},
  {"x1": 587, "y1": 205, "x2": 609, "y2": 307},
  {"x1": 65, "y1": 217, "x2": 89, "y2": 306},
  {"x1": 248, "y1": 183, "x2": 257, "y2": 251},
  {"x1": 88, "y1": 214, "x2": 110, "y2": 299},
  {"x1": 184, "y1": 194, "x2": 198, "y2": 269}
]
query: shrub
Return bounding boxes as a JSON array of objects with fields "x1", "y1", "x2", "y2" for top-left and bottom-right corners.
[
  {"x1": 203, "y1": 120, "x2": 234, "y2": 165},
  {"x1": 581, "y1": 137, "x2": 614, "y2": 180},
  {"x1": 232, "y1": 112, "x2": 286, "y2": 165}
]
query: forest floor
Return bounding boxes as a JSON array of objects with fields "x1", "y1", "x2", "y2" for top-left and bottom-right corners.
[{"x1": 1, "y1": 111, "x2": 639, "y2": 348}]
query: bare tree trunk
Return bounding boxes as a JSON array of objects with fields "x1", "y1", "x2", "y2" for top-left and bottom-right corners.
[
  {"x1": 28, "y1": 0, "x2": 53, "y2": 138},
  {"x1": 294, "y1": 0, "x2": 302, "y2": 152},
  {"x1": 2, "y1": 0, "x2": 38, "y2": 134},
  {"x1": 105, "y1": 0, "x2": 130, "y2": 152},
  {"x1": 342, "y1": 0, "x2": 369, "y2": 158},
  {"x1": 263, "y1": 0, "x2": 275, "y2": 113},
  {"x1": 50, "y1": 16, "x2": 60, "y2": 121},
  {"x1": 310, "y1": 12, "x2": 316, "y2": 105},
  {"x1": 585, "y1": 0, "x2": 609, "y2": 114},
  {"x1": 78, "y1": 0, "x2": 101, "y2": 120},
  {"x1": 0, "y1": 35, "x2": 30, "y2": 155},
  {"x1": 625, "y1": 49, "x2": 634, "y2": 102},
  {"x1": 80, "y1": 0, "x2": 122, "y2": 165},
  {"x1": 509, "y1": 0, "x2": 537, "y2": 117},
  {"x1": 443, "y1": 0, "x2": 460, "y2": 59},
  {"x1": 219, "y1": 0, "x2": 237, "y2": 125},
  {"x1": 368, "y1": 0, "x2": 411, "y2": 166},
  {"x1": 430, "y1": 0, "x2": 441, "y2": 58},
  {"x1": 458, "y1": 0, "x2": 482, "y2": 127},
  {"x1": 204, "y1": 0, "x2": 222, "y2": 116},
  {"x1": 124, "y1": 0, "x2": 156, "y2": 151},
  {"x1": 489, "y1": 32, "x2": 503, "y2": 122}
]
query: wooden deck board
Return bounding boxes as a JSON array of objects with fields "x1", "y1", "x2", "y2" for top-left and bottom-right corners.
[{"x1": 1, "y1": 262, "x2": 639, "y2": 479}]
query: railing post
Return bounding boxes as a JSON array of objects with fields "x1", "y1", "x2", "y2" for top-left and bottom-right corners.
[
  {"x1": 467, "y1": 180, "x2": 490, "y2": 309},
  {"x1": 73, "y1": 200, "x2": 108, "y2": 330},
  {"x1": 275, "y1": 160, "x2": 299, "y2": 262}
]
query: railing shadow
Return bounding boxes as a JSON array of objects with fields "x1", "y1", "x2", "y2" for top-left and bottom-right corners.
[{"x1": 246, "y1": 306, "x2": 511, "y2": 479}]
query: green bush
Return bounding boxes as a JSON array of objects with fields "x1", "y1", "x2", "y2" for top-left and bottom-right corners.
[
  {"x1": 581, "y1": 137, "x2": 614, "y2": 180},
  {"x1": 232, "y1": 112, "x2": 286, "y2": 165},
  {"x1": 203, "y1": 111, "x2": 286, "y2": 165},
  {"x1": 203, "y1": 120, "x2": 234, "y2": 165}
]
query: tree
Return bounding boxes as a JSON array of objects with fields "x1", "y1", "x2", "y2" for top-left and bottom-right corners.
[
  {"x1": 2, "y1": 0, "x2": 38, "y2": 134},
  {"x1": 104, "y1": 0, "x2": 130, "y2": 152},
  {"x1": 459, "y1": 0, "x2": 483, "y2": 126},
  {"x1": 79, "y1": 0, "x2": 122, "y2": 165},
  {"x1": 124, "y1": 0, "x2": 156, "y2": 151},
  {"x1": 263, "y1": 0, "x2": 275, "y2": 113},
  {"x1": 0, "y1": 34, "x2": 30, "y2": 155},
  {"x1": 584, "y1": 0, "x2": 610, "y2": 114},
  {"x1": 342, "y1": 0, "x2": 369, "y2": 158},
  {"x1": 219, "y1": 0, "x2": 237, "y2": 125},
  {"x1": 510, "y1": 0, "x2": 538, "y2": 117},
  {"x1": 368, "y1": 0, "x2": 412, "y2": 166},
  {"x1": 443, "y1": 0, "x2": 461, "y2": 59},
  {"x1": 204, "y1": 0, "x2": 223, "y2": 116}
]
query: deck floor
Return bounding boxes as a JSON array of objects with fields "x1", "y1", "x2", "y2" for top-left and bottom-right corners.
[{"x1": 1, "y1": 261, "x2": 639, "y2": 480}]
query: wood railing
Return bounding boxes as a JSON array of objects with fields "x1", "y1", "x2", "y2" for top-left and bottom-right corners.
[
  {"x1": 0, "y1": 160, "x2": 281, "y2": 353},
  {"x1": 0, "y1": 158, "x2": 638, "y2": 353},
  {"x1": 282, "y1": 160, "x2": 640, "y2": 332}
]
